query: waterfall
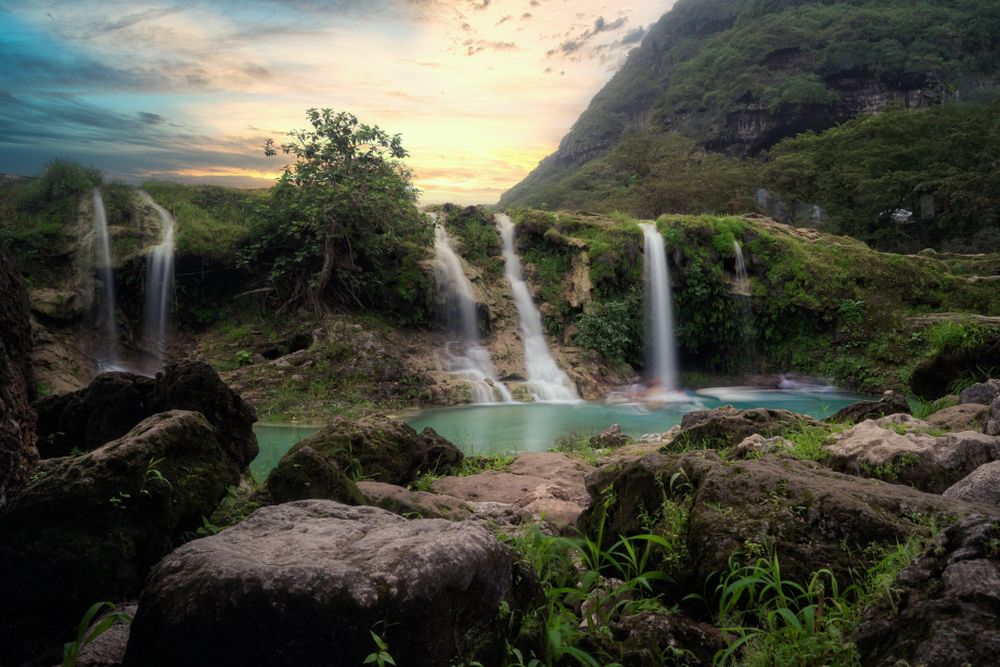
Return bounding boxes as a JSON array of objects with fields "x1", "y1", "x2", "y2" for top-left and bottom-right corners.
[
  {"x1": 640, "y1": 222, "x2": 679, "y2": 393},
  {"x1": 431, "y1": 218, "x2": 513, "y2": 403},
  {"x1": 732, "y1": 240, "x2": 755, "y2": 371},
  {"x1": 91, "y1": 188, "x2": 119, "y2": 368},
  {"x1": 496, "y1": 213, "x2": 579, "y2": 402},
  {"x1": 137, "y1": 191, "x2": 176, "y2": 369}
]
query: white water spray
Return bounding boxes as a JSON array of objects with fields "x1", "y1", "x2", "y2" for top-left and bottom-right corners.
[
  {"x1": 496, "y1": 213, "x2": 578, "y2": 402},
  {"x1": 732, "y1": 239, "x2": 755, "y2": 371},
  {"x1": 431, "y1": 218, "x2": 512, "y2": 403},
  {"x1": 640, "y1": 222, "x2": 679, "y2": 393},
  {"x1": 91, "y1": 188, "x2": 119, "y2": 368},
  {"x1": 137, "y1": 191, "x2": 176, "y2": 370}
]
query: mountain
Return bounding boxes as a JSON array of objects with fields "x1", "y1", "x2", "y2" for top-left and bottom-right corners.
[{"x1": 499, "y1": 0, "x2": 1000, "y2": 209}]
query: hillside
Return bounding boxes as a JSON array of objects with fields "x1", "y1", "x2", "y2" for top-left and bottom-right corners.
[{"x1": 500, "y1": 0, "x2": 1000, "y2": 218}]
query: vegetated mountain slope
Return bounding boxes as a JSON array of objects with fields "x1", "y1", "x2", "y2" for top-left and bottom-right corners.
[{"x1": 500, "y1": 0, "x2": 1000, "y2": 208}]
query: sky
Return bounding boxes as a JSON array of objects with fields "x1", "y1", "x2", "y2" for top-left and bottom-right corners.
[{"x1": 0, "y1": 1, "x2": 673, "y2": 204}]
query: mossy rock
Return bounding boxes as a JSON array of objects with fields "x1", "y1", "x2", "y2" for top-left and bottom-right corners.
[
  {"x1": 263, "y1": 445, "x2": 365, "y2": 505},
  {"x1": 667, "y1": 406, "x2": 820, "y2": 452}
]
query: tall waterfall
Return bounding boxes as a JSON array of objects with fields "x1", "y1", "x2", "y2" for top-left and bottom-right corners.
[
  {"x1": 138, "y1": 191, "x2": 176, "y2": 369},
  {"x1": 496, "y1": 213, "x2": 578, "y2": 402},
  {"x1": 431, "y1": 219, "x2": 512, "y2": 403},
  {"x1": 640, "y1": 222, "x2": 679, "y2": 393},
  {"x1": 91, "y1": 188, "x2": 119, "y2": 368},
  {"x1": 733, "y1": 240, "x2": 755, "y2": 371}
]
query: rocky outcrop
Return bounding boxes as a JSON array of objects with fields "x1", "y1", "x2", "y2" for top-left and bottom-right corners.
[
  {"x1": 959, "y1": 378, "x2": 1000, "y2": 405},
  {"x1": 432, "y1": 452, "x2": 593, "y2": 532},
  {"x1": 0, "y1": 411, "x2": 235, "y2": 665},
  {"x1": 823, "y1": 415, "x2": 1000, "y2": 492},
  {"x1": 988, "y1": 395, "x2": 1000, "y2": 436},
  {"x1": 0, "y1": 243, "x2": 36, "y2": 509},
  {"x1": 925, "y1": 403, "x2": 990, "y2": 432},
  {"x1": 34, "y1": 361, "x2": 258, "y2": 471},
  {"x1": 578, "y1": 451, "x2": 992, "y2": 589},
  {"x1": 124, "y1": 500, "x2": 525, "y2": 667},
  {"x1": 827, "y1": 390, "x2": 910, "y2": 423},
  {"x1": 943, "y1": 461, "x2": 1000, "y2": 507},
  {"x1": 911, "y1": 337, "x2": 1000, "y2": 399},
  {"x1": 730, "y1": 433, "x2": 795, "y2": 459},
  {"x1": 261, "y1": 445, "x2": 365, "y2": 505},
  {"x1": 284, "y1": 415, "x2": 463, "y2": 486},
  {"x1": 590, "y1": 423, "x2": 632, "y2": 449},
  {"x1": 855, "y1": 515, "x2": 1000, "y2": 666},
  {"x1": 669, "y1": 406, "x2": 818, "y2": 451},
  {"x1": 358, "y1": 481, "x2": 472, "y2": 521}
]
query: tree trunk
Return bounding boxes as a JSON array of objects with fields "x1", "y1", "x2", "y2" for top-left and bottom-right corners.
[{"x1": 309, "y1": 236, "x2": 337, "y2": 313}]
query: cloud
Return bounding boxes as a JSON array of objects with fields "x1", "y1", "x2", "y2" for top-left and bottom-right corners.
[
  {"x1": 138, "y1": 112, "x2": 167, "y2": 124},
  {"x1": 547, "y1": 14, "x2": 630, "y2": 59},
  {"x1": 464, "y1": 39, "x2": 517, "y2": 56},
  {"x1": 617, "y1": 25, "x2": 647, "y2": 45}
]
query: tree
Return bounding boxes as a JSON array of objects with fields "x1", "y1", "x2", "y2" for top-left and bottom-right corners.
[{"x1": 251, "y1": 108, "x2": 428, "y2": 314}]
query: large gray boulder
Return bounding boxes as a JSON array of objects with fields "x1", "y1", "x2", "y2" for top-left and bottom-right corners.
[
  {"x1": 283, "y1": 415, "x2": 462, "y2": 486},
  {"x1": 987, "y1": 395, "x2": 1000, "y2": 436},
  {"x1": 943, "y1": 461, "x2": 1000, "y2": 507},
  {"x1": 357, "y1": 481, "x2": 472, "y2": 521},
  {"x1": 579, "y1": 451, "x2": 994, "y2": 590},
  {"x1": 925, "y1": 403, "x2": 989, "y2": 432},
  {"x1": 959, "y1": 378, "x2": 1000, "y2": 406},
  {"x1": 261, "y1": 444, "x2": 365, "y2": 506},
  {"x1": 0, "y1": 411, "x2": 236, "y2": 665},
  {"x1": 823, "y1": 414, "x2": 1000, "y2": 492},
  {"x1": 855, "y1": 515, "x2": 1000, "y2": 666},
  {"x1": 668, "y1": 406, "x2": 819, "y2": 451},
  {"x1": 0, "y1": 243, "x2": 36, "y2": 508},
  {"x1": 124, "y1": 500, "x2": 525, "y2": 667},
  {"x1": 827, "y1": 390, "x2": 910, "y2": 424}
]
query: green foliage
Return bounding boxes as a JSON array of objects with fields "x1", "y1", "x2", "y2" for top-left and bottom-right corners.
[
  {"x1": 574, "y1": 298, "x2": 642, "y2": 364},
  {"x1": 908, "y1": 394, "x2": 958, "y2": 419},
  {"x1": 243, "y1": 108, "x2": 431, "y2": 319},
  {"x1": 364, "y1": 630, "x2": 397, "y2": 667},
  {"x1": 925, "y1": 319, "x2": 993, "y2": 355},
  {"x1": 766, "y1": 103, "x2": 1000, "y2": 252},
  {"x1": 62, "y1": 602, "x2": 133, "y2": 667},
  {"x1": 439, "y1": 204, "x2": 504, "y2": 281}
]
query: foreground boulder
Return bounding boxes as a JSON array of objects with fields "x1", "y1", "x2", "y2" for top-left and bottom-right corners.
[
  {"x1": 0, "y1": 411, "x2": 235, "y2": 665},
  {"x1": 925, "y1": 403, "x2": 989, "y2": 432},
  {"x1": 855, "y1": 515, "x2": 1000, "y2": 666},
  {"x1": 261, "y1": 445, "x2": 365, "y2": 505},
  {"x1": 35, "y1": 361, "x2": 258, "y2": 470},
  {"x1": 124, "y1": 500, "x2": 523, "y2": 667},
  {"x1": 283, "y1": 415, "x2": 462, "y2": 486},
  {"x1": 823, "y1": 415, "x2": 1000, "y2": 492},
  {"x1": 0, "y1": 243, "x2": 37, "y2": 508},
  {"x1": 579, "y1": 451, "x2": 993, "y2": 589},
  {"x1": 358, "y1": 481, "x2": 473, "y2": 521},
  {"x1": 827, "y1": 390, "x2": 910, "y2": 424},
  {"x1": 987, "y1": 395, "x2": 1000, "y2": 436},
  {"x1": 943, "y1": 461, "x2": 1000, "y2": 507},
  {"x1": 669, "y1": 406, "x2": 818, "y2": 451},
  {"x1": 959, "y1": 378, "x2": 1000, "y2": 405}
]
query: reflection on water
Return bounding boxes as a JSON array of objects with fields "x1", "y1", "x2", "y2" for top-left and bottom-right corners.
[{"x1": 251, "y1": 387, "x2": 868, "y2": 476}]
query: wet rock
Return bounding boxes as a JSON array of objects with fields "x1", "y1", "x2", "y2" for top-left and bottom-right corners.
[
  {"x1": 358, "y1": 481, "x2": 472, "y2": 521},
  {"x1": 579, "y1": 451, "x2": 992, "y2": 590},
  {"x1": 124, "y1": 500, "x2": 522, "y2": 667},
  {"x1": 669, "y1": 406, "x2": 818, "y2": 451},
  {"x1": 925, "y1": 403, "x2": 989, "y2": 432},
  {"x1": 0, "y1": 411, "x2": 234, "y2": 665},
  {"x1": 0, "y1": 243, "x2": 37, "y2": 508},
  {"x1": 855, "y1": 515, "x2": 1000, "y2": 666},
  {"x1": 590, "y1": 423, "x2": 632, "y2": 449},
  {"x1": 34, "y1": 361, "x2": 258, "y2": 471},
  {"x1": 826, "y1": 390, "x2": 910, "y2": 423},
  {"x1": 959, "y1": 378, "x2": 1000, "y2": 405},
  {"x1": 286, "y1": 415, "x2": 462, "y2": 486},
  {"x1": 432, "y1": 452, "x2": 593, "y2": 532},
  {"x1": 29, "y1": 287, "x2": 85, "y2": 321},
  {"x1": 262, "y1": 445, "x2": 365, "y2": 505},
  {"x1": 943, "y1": 461, "x2": 1000, "y2": 507},
  {"x1": 823, "y1": 414, "x2": 1000, "y2": 492},
  {"x1": 730, "y1": 433, "x2": 795, "y2": 459}
]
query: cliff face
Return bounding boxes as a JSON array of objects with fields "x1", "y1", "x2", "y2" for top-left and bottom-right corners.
[{"x1": 500, "y1": 0, "x2": 1000, "y2": 207}]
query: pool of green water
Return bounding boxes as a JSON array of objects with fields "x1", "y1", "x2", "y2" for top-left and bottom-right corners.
[{"x1": 250, "y1": 387, "x2": 866, "y2": 479}]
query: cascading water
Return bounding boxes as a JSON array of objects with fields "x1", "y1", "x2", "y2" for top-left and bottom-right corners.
[
  {"x1": 496, "y1": 213, "x2": 579, "y2": 402},
  {"x1": 431, "y1": 218, "x2": 513, "y2": 403},
  {"x1": 137, "y1": 191, "x2": 176, "y2": 370},
  {"x1": 91, "y1": 188, "x2": 119, "y2": 368},
  {"x1": 732, "y1": 240, "x2": 755, "y2": 371},
  {"x1": 640, "y1": 222, "x2": 679, "y2": 394}
]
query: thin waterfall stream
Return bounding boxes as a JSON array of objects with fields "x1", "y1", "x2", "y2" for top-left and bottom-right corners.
[
  {"x1": 640, "y1": 222, "x2": 680, "y2": 394},
  {"x1": 91, "y1": 187, "x2": 120, "y2": 368},
  {"x1": 732, "y1": 240, "x2": 755, "y2": 371},
  {"x1": 138, "y1": 191, "x2": 176, "y2": 371},
  {"x1": 431, "y1": 215, "x2": 512, "y2": 403},
  {"x1": 496, "y1": 213, "x2": 579, "y2": 402}
]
